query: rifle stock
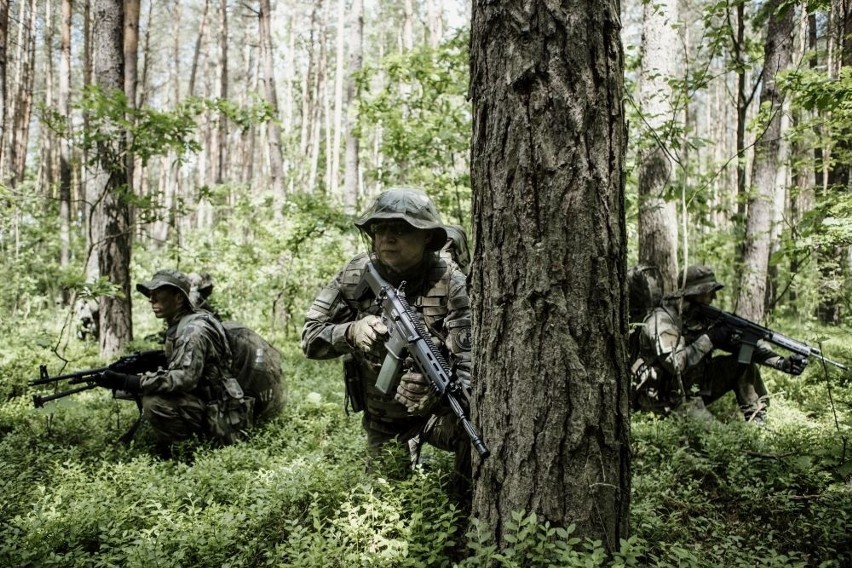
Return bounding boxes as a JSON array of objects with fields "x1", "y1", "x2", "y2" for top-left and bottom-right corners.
[
  {"x1": 697, "y1": 304, "x2": 847, "y2": 371},
  {"x1": 357, "y1": 262, "x2": 490, "y2": 459}
]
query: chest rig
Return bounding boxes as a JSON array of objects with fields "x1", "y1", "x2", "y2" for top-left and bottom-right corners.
[{"x1": 339, "y1": 254, "x2": 453, "y2": 421}]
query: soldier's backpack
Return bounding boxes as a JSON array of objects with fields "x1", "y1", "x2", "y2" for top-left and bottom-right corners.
[
  {"x1": 627, "y1": 264, "x2": 664, "y2": 360},
  {"x1": 222, "y1": 321, "x2": 286, "y2": 424}
]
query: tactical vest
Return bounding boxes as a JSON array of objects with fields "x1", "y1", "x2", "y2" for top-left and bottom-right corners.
[{"x1": 339, "y1": 253, "x2": 456, "y2": 422}]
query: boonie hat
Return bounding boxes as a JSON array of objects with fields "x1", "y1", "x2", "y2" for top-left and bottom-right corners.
[
  {"x1": 672, "y1": 265, "x2": 724, "y2": 298},
  {"x1": 355, "y1": 187, "x2": 447, "y2": 251},
  {"x1": 136, "y1": 269, "x2": 195, "y2": 308}
]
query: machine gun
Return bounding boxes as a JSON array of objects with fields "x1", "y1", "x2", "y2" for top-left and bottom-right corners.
[
  {"x1": 30, "y1": 350, "x2": 167, "y2": 408},
  {"x1": 697, "y1": 304, "x2": 847, "y2": 371},
  {"x1": 355, "y1": 261, "x2": 490, "y2": 459}
]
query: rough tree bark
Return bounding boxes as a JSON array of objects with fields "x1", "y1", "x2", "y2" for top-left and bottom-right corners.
[
  {"x1": 737, "y1": 1, "x2": 794, "y2": 321},
  {"x1": 91, "y1": 0, "x2": 132, "y2": 357},
  {"x1": 470, "y1": 0, "x2": 630, "y2": 550},
  {"x1": 637, "y1": 0, "x2": 679, "y2": 292},
  {"x1": 259, "y1": 0, "x2": 285, "y2": 207}
]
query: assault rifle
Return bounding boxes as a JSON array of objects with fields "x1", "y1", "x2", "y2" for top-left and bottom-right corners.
[
  {"x1": 355, "y1": 262, "x2": 490, "y2": 459},
  {"x1": 697, "y1": 304, "x2": 847, "y2": 370},
  {"x1": 30, "y1": 350, "x2": 167, "y2": 408}
]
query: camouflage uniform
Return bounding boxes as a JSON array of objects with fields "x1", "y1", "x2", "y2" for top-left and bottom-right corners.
[
  {"x1": 301, "y1": 188, "x2": 472, "y2": 477},
  {"x1": 634, "y1": 265, "x2": 789, "y2": 422},
  {"x1": 135, "y1": 270, "x2": 245, "y2": 444}
]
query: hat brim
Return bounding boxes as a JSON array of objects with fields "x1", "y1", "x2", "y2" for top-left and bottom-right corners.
[
  {"x1": 668, "y1": 281, "x2": 724, "y2": 299},
  {"x1": 356, "y1": 215, "x2": 448, "y2": 252},
  {"x1": 136, "y1": 281, "x2": 196, "y2": 309}
]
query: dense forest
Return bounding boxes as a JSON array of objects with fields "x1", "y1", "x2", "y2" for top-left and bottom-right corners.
[{"x1": 1, "y1": 0, "x2": 851, "y2": 566}]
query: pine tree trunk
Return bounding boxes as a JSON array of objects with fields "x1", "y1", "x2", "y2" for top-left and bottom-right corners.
[
  {"x1": 737, "y1": 1, "x2": 794, "y2": 321},
  {"x1": 329, "y1": 0, "x2": 345, "y2": 197},
  {"x1": 343, "y1": 0, "x2": 363, "y2": 213},
  {"x1": 259, "y1": 0, "x2": 285, "y2": 206},
  {"x1": 59, "y1": 0, "x2": 73, "y2": 273},
  {"x1": 0, "y1": 0, "x2": 7, "y2": 181},
  {"x1": 91, "y1": 0, "x2": 132, "y2": 357},
  {"x1": 637, "y1": 0, "x2": 679, "y2": 292},
  {"x1": 470, "y1": 0, "x2": 630, "y2": 550}
]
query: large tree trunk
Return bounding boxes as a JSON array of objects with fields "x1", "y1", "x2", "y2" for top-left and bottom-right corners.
[
  {"x1": 636, "y1": 0, "x2": 679, "y2": 292},
  {"x1": 737, "y1": 1, "x2": 794, "y2": 321},
  {"x1": 470, "y1": 0, "x2": 630, "y2": 550},
  {"x1": 91, "y1": 0, "x2": 132, "y2": 357},
  {"x1": 343, "y1": 0, "x2": 363, "y2": 213}
]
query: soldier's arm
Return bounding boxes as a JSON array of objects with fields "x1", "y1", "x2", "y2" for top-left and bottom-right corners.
[
  {"x1": 301, "y1": 270, "x2": 357, "y2": 360},
  {"x1": 443, "y1": 268, "x2": 472, "y2": 389},
  {"x1": 644, "y1": 310, "x2": 713, "y2": 376},
  {"x1": 139, "y1": 321, "x2": 213, "y2": 393}
]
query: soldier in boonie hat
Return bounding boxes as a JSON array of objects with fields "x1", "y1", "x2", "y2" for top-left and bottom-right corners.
[
  {"x1": 136, "y1": 269, "x2": 195, "y2": 309},
  {"x1": 93, "y1": 268, "x2": 249, "y2": 452},
  {"x1": 302, "y1": 185, "x2": 474, "y2": 500}
]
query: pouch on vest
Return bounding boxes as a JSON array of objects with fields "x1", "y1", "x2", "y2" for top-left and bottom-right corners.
[
  {"x1": 343, "y1": 355, "x2": 365, "y2": 414},
  {"x1": 205, "y1": 377, "x2": 255, "y2": 445}
]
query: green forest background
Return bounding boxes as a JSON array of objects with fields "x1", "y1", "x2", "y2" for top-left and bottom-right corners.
[{"x1": 1, "y1": 0, "x2": 852, "y2": 566}]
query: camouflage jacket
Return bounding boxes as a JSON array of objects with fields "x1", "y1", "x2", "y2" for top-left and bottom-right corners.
[
  {"x1": 639, "y1": 300, "x2": 781, "y2": 379},
  {"x1": 139, "y1": 310, "x2": 233, "y2": 398},
  {"x1": 301, "y1": 252, "x2": 471, "y2": 422}
]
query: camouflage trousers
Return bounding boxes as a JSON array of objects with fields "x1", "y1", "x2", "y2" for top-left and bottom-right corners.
[
  {"x1": 633, "y1": 355, "x2": 769, "y2": 420},
  {"x1": 142, "y1": 392, "x2": 206, "y2": 444},
  {"x1": 688, "y1": 354, "x2": 769, "y2": 419}
]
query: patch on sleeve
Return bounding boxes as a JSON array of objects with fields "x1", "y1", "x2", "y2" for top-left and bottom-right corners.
[{"x1": 449, "y1": 325, "x2": 472, "y2": 351}]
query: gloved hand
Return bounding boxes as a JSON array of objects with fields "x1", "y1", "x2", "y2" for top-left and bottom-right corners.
[
  {"x1": 705, "y1": 323, "x2": 735, "y2": 348},
  {"x1": 96, "y1": 370, "x2": 142, "y2": 393},
  {"x1": 347, "y1": 315, "x2": 388, "y2": 354},
  {"x1": 778, "y1": 353, "x2": 808, "y2": 376},
  {"x1": 394, "y1": 370, "x2": 439, "y2": 416}
]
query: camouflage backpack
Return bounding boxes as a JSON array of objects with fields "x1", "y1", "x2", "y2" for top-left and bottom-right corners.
[
  {"x1": 627, "y1": 264, "x2": 664, "y2": 360},
  {"x1": 222, "y1": 321, "x2": 286, "y2": 423}
]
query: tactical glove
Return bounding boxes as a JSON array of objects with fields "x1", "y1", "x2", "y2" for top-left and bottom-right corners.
[
  {"x1": 778, "y1": 353, "x2": 807, "y2": 376},
  {"x1": 347, "y1": 315, "x2": 388, "y2": 354},
  {"x1": 97, "y1": 369, "x2": 142, "y2": 393},
  {"x1": 705, "y1": 323, "x2": 735, "y2": 348},
  {"x1": 394, "y1": 371, "x2": 439, "y2": 416}
]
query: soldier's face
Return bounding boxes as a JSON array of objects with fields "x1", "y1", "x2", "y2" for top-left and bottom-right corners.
[
  {"x1": 371, "y1": 221, "x2": 433, "y2": 272},
  {"x1": 693, "y1": 289, "x2": 717, "y2": 305},
  {"x1": 149, "y1": 288, "x2": 186, "y2": 321}
]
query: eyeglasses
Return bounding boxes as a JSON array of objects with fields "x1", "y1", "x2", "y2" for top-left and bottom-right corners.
[{"x1": 368, "y1": 221, "x2": 417, "y2": 238}]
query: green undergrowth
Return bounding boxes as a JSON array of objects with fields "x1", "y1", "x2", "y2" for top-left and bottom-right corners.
[{"x1": 1, "y1": 329, "x2": 850, "y2": 566}]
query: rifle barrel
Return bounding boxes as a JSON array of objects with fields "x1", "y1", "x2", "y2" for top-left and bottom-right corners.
[
  {"x1": 32, "y1": 384, "x2": 98, "y2": 408},
  {"x1": 29, "y1": 365, "x2": 108, "y2": 386}
]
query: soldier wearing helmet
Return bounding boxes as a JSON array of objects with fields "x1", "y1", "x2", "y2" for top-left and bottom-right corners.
[
  {"x1": 633, "y1": 265, "x2": 806, "y2": 424},
  {"x1": 301, "y1": 188, "x2": 473, "y2": 494},
  {"x1": 93, "y1": 269, "x2": 253, "y2": 451}
]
